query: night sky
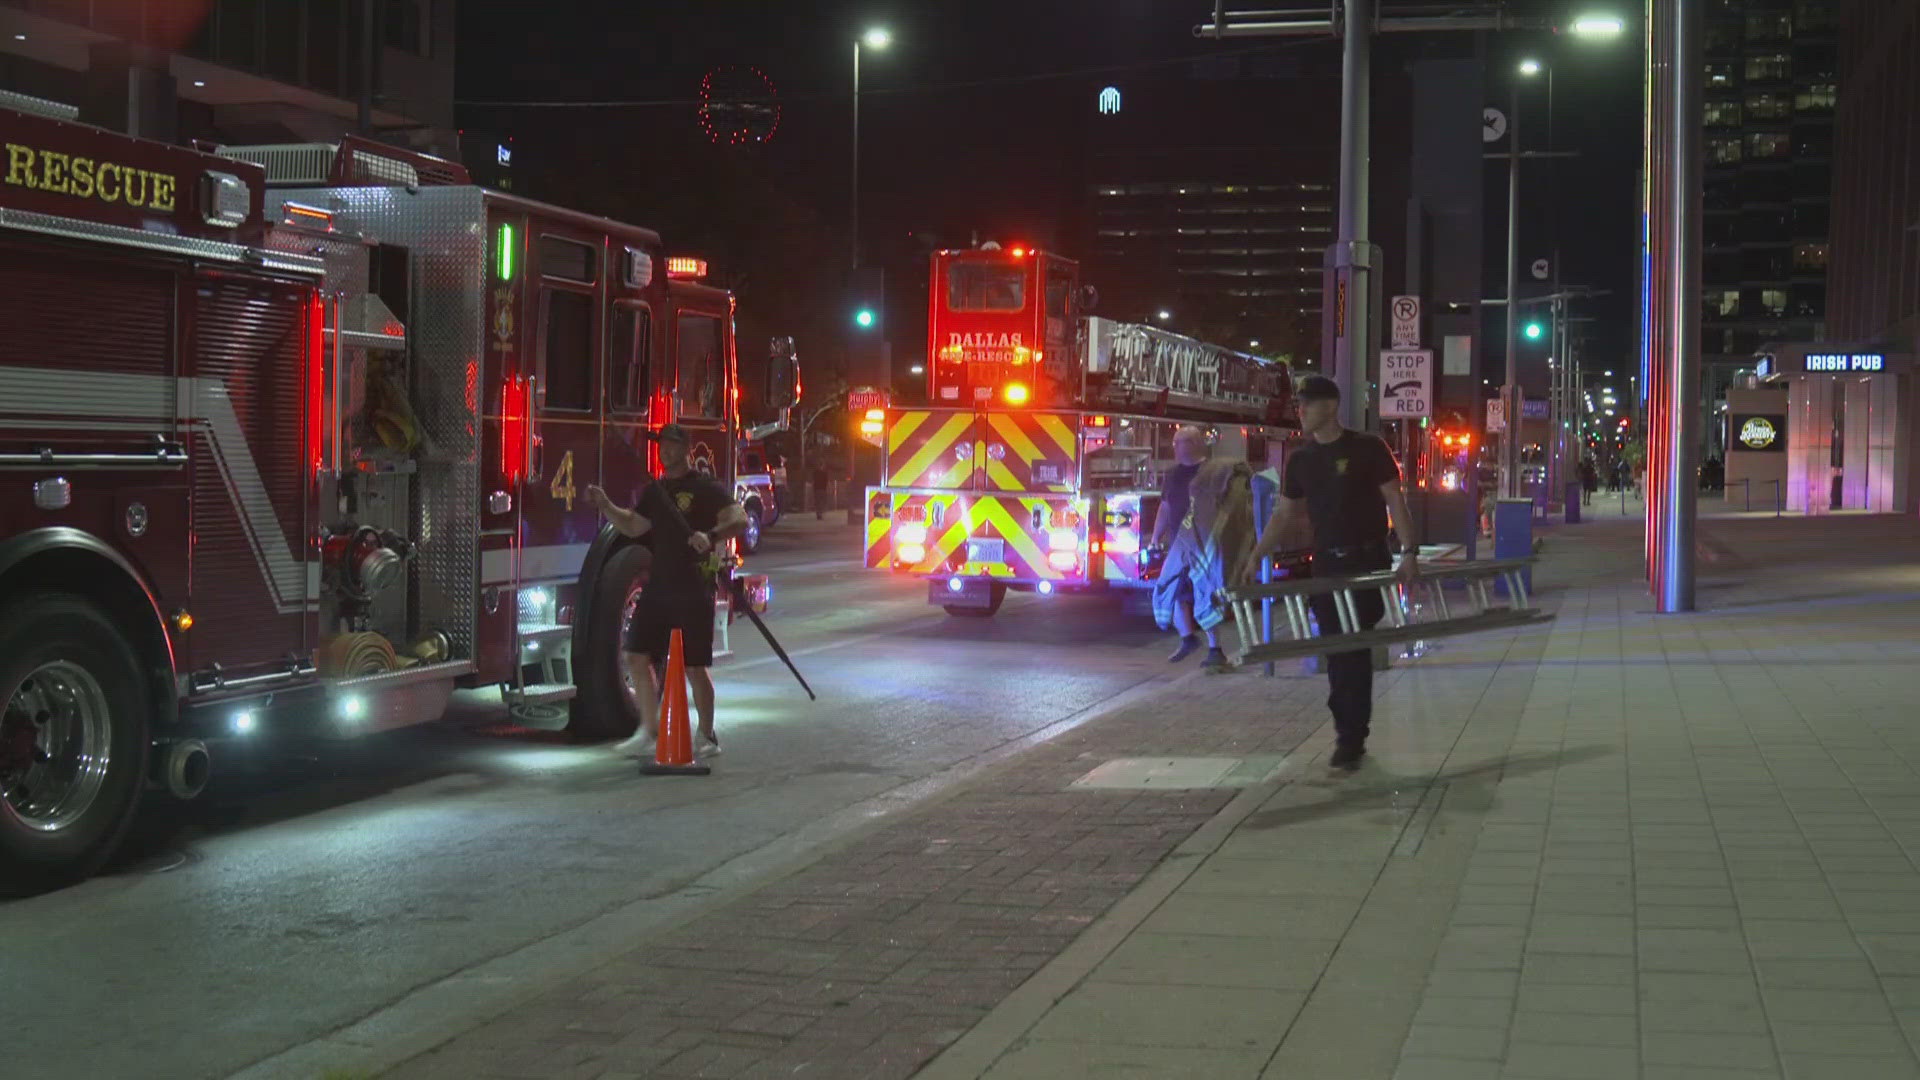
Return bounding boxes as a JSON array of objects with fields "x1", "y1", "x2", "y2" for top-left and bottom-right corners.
[{"x1": 457, "y1": 1, "x2": 1647, "y2": 401}]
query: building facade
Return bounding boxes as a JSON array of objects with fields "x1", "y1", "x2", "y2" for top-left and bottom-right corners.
[
  {"x1": 0, "y1": 0, "x2": 455, "y2": 155},
  {"x1": 1826, "y1": 0, "x2": 1919, "y2": 349},
  {"x1": 1700, "y1": 0, "x2": 1839, "y2": 453}
]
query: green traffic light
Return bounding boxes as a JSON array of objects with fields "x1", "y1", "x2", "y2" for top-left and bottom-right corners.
[
  {"x1": 1524, "y1": 322, "x2": 1544, "y2": 341},
  {"x1": 855, "y1": 309, "x2": 876, "y2": 329}
]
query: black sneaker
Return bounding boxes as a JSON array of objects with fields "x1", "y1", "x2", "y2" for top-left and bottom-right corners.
[
  {"x1": 1202, "y1": 647, "x2": 1229, "y2": 671},
  {"x1": 1168, "y1": 634, "x2": 1202, "y2": 662},
  {"x1": 1329, "y1": 744, "x2": 1366, "y2": 772}
]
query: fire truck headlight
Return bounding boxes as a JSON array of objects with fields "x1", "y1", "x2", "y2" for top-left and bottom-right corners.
[
  {"x1": 232, "y1": 711, "x2": 257, "y2": 735},
  {"x1": 340, "y1": 696, "x2": 366, "y2": 721},
  {"x1": 1037, "y1": 581, "x2": 1054, "y2": 596},
  {"x1": 896, "y1": 523, "x2": 928, "y2": 546}
]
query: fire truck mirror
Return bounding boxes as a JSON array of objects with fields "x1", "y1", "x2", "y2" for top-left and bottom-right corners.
[{"x1": 765, "y1": 340, "x2": 799, "y2": 411}]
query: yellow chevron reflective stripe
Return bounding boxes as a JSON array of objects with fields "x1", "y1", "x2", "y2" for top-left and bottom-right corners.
[
  {"x1": 984, "y1": 456, "x2": 1023, "y2": 492},
  {"x1": 1035, "y1": 413, "x2": 1077, "y2": 458},
  {"x1": 971, "y1": 496, "x2": 1054, "y2": 578},
  {"x1": 888, "y1": 413, "x2": 971, "y2": 487},
  {"x1": 887, "y1": 410, "x2": 930, "y2": 454},
  {"x1": 988, "y1": 414, "x2": 1048, "y2": 468}
]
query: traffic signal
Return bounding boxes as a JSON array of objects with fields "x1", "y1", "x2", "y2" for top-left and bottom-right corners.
[
  {"x1": 846, "y1": 266, "x2": 887, "y2": 388},
  {"x1": 854, "y1": 308, "x2": 876, "y2": 329},
  {"x1": 1524, "y1": 321, "x2": 1545, "y2": 341}
]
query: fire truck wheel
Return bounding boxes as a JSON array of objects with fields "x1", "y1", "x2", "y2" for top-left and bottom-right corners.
[
  {"x1": 943, "y1": 583, "x2": 1007, "y2": 618},
  {"x1": 740, "y1": 507, "x2": 764, "y2": 555},
  {"x1": 568, "y1": 544, "x2": 649, "y2": 741},
  {"x1": 0, "y1": 593, "x2": 152, "y2": 897}
]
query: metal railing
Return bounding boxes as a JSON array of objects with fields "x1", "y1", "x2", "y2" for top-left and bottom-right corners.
[{"x1": 1727, "y1": 477, "x2": 1783, "y2": 516}]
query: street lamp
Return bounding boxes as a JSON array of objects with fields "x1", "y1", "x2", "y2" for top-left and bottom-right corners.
[
  {"x1": 1518, "y1": 58, "x2": 1543, "y2": 76},
  {"x1": 1500, "y1": 57, "x2": 1546, "y2": 497},
  {"x1": 1156, "y1": 309, "x2": 1172, "y2": 322},
  {"x1": 1570, "y1": 13, "x2": 1625, "y2": 39},
  {"x1": 851, "y1": 26, "x2": 892, "y2": 271}
]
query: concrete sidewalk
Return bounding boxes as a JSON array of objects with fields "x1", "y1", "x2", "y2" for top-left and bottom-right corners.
[
  {"x1": 313, "y1": 508, "x2": 1920, "y2": 1080},
  {"x1": 920, "y1": 510, "x2": 1920, "y2": 1080}
]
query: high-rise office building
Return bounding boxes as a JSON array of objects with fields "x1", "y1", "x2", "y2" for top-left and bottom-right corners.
[{"x1": 1701, "y1": 0, "x2": 1839, "y2": 452}]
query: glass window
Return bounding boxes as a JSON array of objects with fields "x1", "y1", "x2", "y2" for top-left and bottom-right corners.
[
  {"x1": 1745, "y1": 14, "x2": 1791, "y2": 42},
  {"x1": 1709, "y1": 137, "x2": 1743, "y2": 164},
  {"x1": 1717, "y1": 290, "x2": 1741, "y2": 316},
  {"x1": 1760, "y1": 288, "x2": 1788, "y2": 316},
  {"x1": 676, "y1": 312, "x2": 725, "y2": 419},
  {"x1": 1707, "y1": 62, "x2": 1736, "y2": 88},
  {"x1": 1045, "y1": 278, "x2": 1070, "y2": 319},
  {"x1": 541, "y1": 289, "x2": 594, "y2": 412},
  {"x1": 1791, "y1": 284, "x2": 1825, "y2": 317},
  {"x1": 1704, "y1": 101, "x2": 1743, "y2": 127},
  {"x1": 946, "y1": 263, "x2": 1027, "y2": 312},
  {"x1": 1793, "y1": 242, "x2": 1828, "y2": 270},
  {"x1": 609, "y1": 304, "x2": 651, "y2": 414},
  {"x1": 539, "y1": 235, "x2": 596, "y2": 283},
  {"x1": 1795, "y1": 84, "x2": 1837, "y2": 112},
  {"x1": 1746, "y1": 93, "x2": 1790, "y2": 120},
  {"x1": 1748, "y1": 132, "x2": 1791, "y2": 160},
  {"x1": 1746, "y1": 54, "x2": 1791, "y2": 81}
]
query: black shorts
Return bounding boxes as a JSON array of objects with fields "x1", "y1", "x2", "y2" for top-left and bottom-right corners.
[{"x1": 622, "y1": 588, "x2": 717, "y2": 668}]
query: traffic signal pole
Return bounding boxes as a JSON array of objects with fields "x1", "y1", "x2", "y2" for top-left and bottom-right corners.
[{"x1": 1501, "y1": 75, "x2": 1522, "y2": 497}]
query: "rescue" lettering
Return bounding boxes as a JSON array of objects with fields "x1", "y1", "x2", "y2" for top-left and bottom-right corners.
[{"x1": 4, "y1": 142, "x2": 178, "y2": 212}]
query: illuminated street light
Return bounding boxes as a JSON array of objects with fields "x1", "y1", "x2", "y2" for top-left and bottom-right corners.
[
  {"x1": 1519, "y1": 58, "x2": 1543, "y2": 76},
  {"x1": 863, "y1": 27, "x2": 892, "y2": 49},
  {"x1": 1157, "y1": 309, "x2": 1172, "y2": 322},
  {"x1": 1570, "y1": 13, "x2": 1626, "y2": 40}
]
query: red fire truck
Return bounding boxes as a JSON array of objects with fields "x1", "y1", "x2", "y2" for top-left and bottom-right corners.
[
  {"x1": 864, "y1": 245, "x2": 1298, "y2": 615},
  {"x1": 0, "y1": 99, "x2": 786, "y2": 894}
]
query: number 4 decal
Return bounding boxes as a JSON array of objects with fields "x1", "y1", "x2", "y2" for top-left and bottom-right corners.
[{"x1": 549, "y1": 449, "x2": 577, "y2": 510}]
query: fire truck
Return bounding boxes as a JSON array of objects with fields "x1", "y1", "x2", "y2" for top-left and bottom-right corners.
[
  {"x1": 0, "y1": 98, "x2": 786, "y2": 894},
  {"x1": 864, "y1": 245, "x2": 1298, "y2": 616}
]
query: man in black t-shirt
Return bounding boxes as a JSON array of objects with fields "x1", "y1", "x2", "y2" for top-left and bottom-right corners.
[
  {"x1": 1240, "y1": 376, "x2": 1419, "y2": 771},
  {"x1": 587, "y1": 424, "x2": 747, "y2": 761}
]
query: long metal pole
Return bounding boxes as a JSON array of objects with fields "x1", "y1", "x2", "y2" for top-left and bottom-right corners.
[
  {"x1": 851, "y1": 41, "x2": 861, "y2": 272},
  {"x1": 1501, "y1": 76, "x2": 1521, "y2": 496},
  {"x1": 1656, "y1": 0, "x2": 1701, "y2": 612},
  {"x1": 1334, "y1": 0, "x2": 1372, "y2": 430}
]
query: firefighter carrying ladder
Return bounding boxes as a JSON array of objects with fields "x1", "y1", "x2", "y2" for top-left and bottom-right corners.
[{"x1": 1218, "y1": 558, "x2": 1552, "y2": 667}]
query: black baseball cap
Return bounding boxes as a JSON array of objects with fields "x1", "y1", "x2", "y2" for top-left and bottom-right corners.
[
  {"x1": 656, "y1": 423, "x2": 690, "y2": 444},
  {"x1": 1297, "y1": 374, "x2": 1341, "y2": 401}
]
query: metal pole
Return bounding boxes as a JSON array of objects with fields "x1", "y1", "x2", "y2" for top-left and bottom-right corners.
[
  {"x1": 358, "y1": 0, "x2": 375, "y2": 134},
  {"x1": 1334, "y1": 0, "x2": 1372, "y2": 430},
  {"x1": 1501, "y1": 75, "x2": 1521, "y2": 496},
  {"x1": 1656, "y1": 0, "x2": 1701, "y2": 613},
  {"x1": 851, "y1": 40, "x2": 861, "y2": 272}
]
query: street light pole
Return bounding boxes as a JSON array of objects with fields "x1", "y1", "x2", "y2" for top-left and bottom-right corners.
[
  {"x1": 1501, "y1": 74, "x2": 1522, "y2": 497},
  {"x1": 851, "y1": 38, "x2": 862, "y2": 272},
  {"x1": 1334, "y1": 0, "x2": 1373, "y2": 431}
]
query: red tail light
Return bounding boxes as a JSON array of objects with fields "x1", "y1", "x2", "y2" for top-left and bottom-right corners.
[{"x1": 501, "y1": 374, "x2": 531, "y2": 484}]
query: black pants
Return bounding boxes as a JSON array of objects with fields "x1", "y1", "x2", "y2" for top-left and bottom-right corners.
[{"x1": 1309, "y1": 549, "x2": 1389, "y2": 749}]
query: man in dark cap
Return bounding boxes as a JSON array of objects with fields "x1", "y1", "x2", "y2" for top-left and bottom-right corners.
[
  {"x1": 587, "y1": 424, "x2": 747, "y2": 760},
  {"x1": 1238, "y1": 375, "x2": 1419, "y2": 771}
]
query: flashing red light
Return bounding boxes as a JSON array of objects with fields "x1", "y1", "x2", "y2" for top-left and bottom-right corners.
[
  {"x1": 501, "y1": 374, "x2": 532, "y2": 484},
  {"x1": 1004, "y1": 382, "x2": 1031, "y2": 406},
  {"x1": 307, "y1": 293, "x2": 325, "y2": 474},
  {"x1": 1011, "y1": 247, "x2": 1027, "y2": 258},
  {"x1": 666, "y1": 256, "x2": 708, "y2": 279},
  {"x1": 1090, "y1": 415, "x2": 1109, "y2": 427}
]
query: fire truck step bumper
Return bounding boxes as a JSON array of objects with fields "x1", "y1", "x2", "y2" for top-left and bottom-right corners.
[{"x1": 504, "y1": 683, "x2": 577, "y2": 706}]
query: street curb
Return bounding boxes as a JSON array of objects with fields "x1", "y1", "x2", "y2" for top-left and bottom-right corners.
[
  {"x1": 912, "y1": 742, "x2": 1326, "y2": 1080},
  {"x1": 224, "y1": 667, "x2": 1207, "y2": 1080}
]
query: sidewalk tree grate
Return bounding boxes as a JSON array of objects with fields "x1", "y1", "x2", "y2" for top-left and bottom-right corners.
[{"x1": 1069, "y1": 755, "x2": 1288, "y2": 790}]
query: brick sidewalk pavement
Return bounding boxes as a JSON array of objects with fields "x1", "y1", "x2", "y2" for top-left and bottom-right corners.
[
  {"x1": 919, "y1": 511, "x2": 1920, "y2": 1080},
  {"x1": 377, "y1": 645, "x2": 1363, "y2": 1079}
]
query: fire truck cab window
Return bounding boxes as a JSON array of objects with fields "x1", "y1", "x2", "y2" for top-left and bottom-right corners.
[
  {"x1": 1045, "y1": 278, "x2": 1070, "y2": 319},
  {"x1": 541, "y1": 288, "x2": 594, "y2": 412},
  {"x1": 948, "y1": 263, "x2": 1026, "y2": 312},
  {"x1": 676, "y1": 312, "x2": 724, "y2": 418},
  {"x1": 609, "y1": 303, "x2": 651, "y2": 414},
  {"x1": 539, "y1": 235, "x2": 596, "y2": 283}
]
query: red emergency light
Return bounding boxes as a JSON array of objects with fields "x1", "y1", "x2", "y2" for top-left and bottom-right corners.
[{"x1": 666, "y1": 256, "x2": 708, "y2": 279}]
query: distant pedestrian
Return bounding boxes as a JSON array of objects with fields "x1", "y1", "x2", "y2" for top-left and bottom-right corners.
[
  {"x1": 1239, "y1": 376, "x2": 1419, "y2": 772},
  {"x1": 1580, "y1": 458, "x2": 1598, "y2": 505}
]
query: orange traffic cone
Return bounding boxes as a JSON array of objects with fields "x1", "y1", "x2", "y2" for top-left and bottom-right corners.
[{"x1": 641, "y1": 628, "x2": 710, "y2": 776}]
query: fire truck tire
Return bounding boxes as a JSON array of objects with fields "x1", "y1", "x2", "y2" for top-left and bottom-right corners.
[
  {"x1": 943, "y1": 583, "x2": 1007, "y2": 618},
  {"x1": 0, "y1": 592, "x2": 151, "y2": 897},
  {"x1": 740, "y1": 506, "x2": 764, "y2": 555},
  {"x1": 567, "y1": 544, "x2": 649, "y2": 741}
]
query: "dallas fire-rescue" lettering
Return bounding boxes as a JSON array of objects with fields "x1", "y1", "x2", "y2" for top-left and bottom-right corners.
[
  {"x1": 4, "y1": 142, "x2": 178, "y2": 212},
  {"x1": 948, "y1": 331, "x2": 1025, "y2": 364}
]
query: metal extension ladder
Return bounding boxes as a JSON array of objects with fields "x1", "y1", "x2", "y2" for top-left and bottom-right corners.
[{"x1": 1218, "y1": 557, "x2": 1552, "y2": 667}]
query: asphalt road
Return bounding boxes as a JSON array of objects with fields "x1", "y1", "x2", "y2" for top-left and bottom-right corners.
[{"x1": 2, "y1": 515, "x2": 1183, "y2": 1080}]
